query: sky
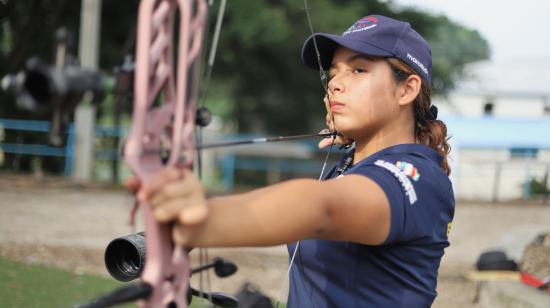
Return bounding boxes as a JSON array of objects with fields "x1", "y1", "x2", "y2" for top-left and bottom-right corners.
[{"x1": 394, "y1": 0, "x2": 550, "y2": 95}]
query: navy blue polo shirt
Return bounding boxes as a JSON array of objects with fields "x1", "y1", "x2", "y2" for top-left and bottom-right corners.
[{"x1": 287, "y1": 144, "x2": 455, "y2": 308}]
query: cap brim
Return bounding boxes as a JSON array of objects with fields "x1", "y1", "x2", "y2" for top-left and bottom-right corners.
[{"x1": 301, "y1": 33, "x2": 394, "y2": 70}]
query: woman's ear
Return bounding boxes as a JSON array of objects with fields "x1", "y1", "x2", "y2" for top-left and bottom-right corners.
[{"x1": 397, "y1": 74, "x2": 422, "y2": 106}]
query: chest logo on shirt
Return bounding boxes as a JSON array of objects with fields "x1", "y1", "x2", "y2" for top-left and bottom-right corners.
[
  {"x1": 396, "y1": 161, "x2": 420, "y2": 181},
  {"x1": 374, "y1": 160, "x2": 418, "y2": 204}
]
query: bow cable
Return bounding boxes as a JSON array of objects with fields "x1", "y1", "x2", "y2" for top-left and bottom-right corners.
[
  {"x1": 191, "y1": 1, "x2": 338, "y2": 306},
  {"x1": 302, "y1": 0, "x2": 337, "y2": 176},
  {"x1": 275, "y1": 1, "x2": 338, "y2": 306},
  {"x1": 195, "y1": 1, "x2": 227, "y2": 306}
]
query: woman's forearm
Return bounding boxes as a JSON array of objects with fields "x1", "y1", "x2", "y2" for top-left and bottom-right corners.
[{"x1": 188, "y1": 179, "x2": 333, "y2": 247}]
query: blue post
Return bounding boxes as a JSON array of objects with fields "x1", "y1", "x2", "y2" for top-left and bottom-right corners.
[
  {"x1": 64, "y1": 124, "x2": 75, "y2": 177},
  {"x1": 221, "y1": 154, "x2": 236, "y2": 191}
]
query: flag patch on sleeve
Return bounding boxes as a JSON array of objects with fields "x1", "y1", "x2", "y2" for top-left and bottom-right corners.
[
  {"x1": 395, "y1": 161, "x2": 420, "y2": 181},
  {"x1": 374, "y1": 160, "x2": 417, "y2": 204}
]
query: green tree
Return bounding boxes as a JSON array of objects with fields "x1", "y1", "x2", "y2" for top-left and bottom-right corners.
[
  {"x1": 0, "y1": 0, "x2": 489, "y2": 173},
  {"x1": 204, "y1": 0, "x2": 490, "y2": 134}
]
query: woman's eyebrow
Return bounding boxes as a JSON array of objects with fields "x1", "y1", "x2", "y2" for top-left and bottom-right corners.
[
  {"x1": 347, "y1": 54, "x2": 373, "y2": 63},
  {"x1": 330, "y1": 54, "x2": 373, "y2": 69},
  {"x1": 329, "y1": 54, "x2": 373, "y2": 70}
]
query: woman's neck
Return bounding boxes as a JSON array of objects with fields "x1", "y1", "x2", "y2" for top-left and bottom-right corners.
[{"x1": 353, "y1": 125, "x2": 415, "y2": 164}]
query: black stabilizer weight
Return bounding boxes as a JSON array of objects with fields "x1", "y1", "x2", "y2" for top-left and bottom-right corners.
[
  {"x1": 190, "y1": 287, "x2": 239, "y2": 307},
  {"x1": 196, "y1": 106, "x2": 212, "y2": 127},
  {"x1": 77, "y1": 282, "x2": 152, "y2": 308}
]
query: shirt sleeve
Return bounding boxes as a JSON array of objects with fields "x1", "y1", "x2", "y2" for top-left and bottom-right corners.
[{"x1": 347, "y1": 162, "x2": 410, "y2": 245}]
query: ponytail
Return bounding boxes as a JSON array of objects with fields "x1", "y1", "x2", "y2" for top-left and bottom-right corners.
[{"x1": 387, "y1": 58, "x2": 451, "y2": 175}]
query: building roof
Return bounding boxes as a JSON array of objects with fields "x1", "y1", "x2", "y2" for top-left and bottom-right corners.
[{"x1": 443, "y1": 116, "x2": 550, "y2": 149}]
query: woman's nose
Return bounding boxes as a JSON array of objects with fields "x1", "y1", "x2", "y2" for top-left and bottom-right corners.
[{"x1": 328, "y1": 74, "x2": 344, "y2": 94}]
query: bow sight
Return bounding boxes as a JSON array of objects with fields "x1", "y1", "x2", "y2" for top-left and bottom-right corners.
[
  {"x1": 93, "y1": 231, "x2": 239, "y2": 308},
  {"x1": 104, "y1": 232, "x2": 238, "y2": 282}
]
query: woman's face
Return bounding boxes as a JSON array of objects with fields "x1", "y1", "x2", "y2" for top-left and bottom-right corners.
[{"x1": 326, "y1": 47, "x2": 402, "y2": 139}]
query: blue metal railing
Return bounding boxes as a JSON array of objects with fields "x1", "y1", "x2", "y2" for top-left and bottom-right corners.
[
  {"x1": 0, "y1": 119, "x2": 74, "y2": 175},
  {"x1": 0, "y1": 119, "x2": 335, "y2": 189},
  {"x1": 0, "y1": 119, "x2": 128, "y2": 176}
]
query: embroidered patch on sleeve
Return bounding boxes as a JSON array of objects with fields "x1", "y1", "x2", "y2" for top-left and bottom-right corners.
[
  {"x1": 395, "y1": 161, "x2": 420, "y2": 181},
  {"x1": 374, "y1": 159, "x2": 418, "y2": 204}
]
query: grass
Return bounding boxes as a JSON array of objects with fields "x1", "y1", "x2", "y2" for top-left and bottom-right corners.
[
  {"x1": 0, "y1": 258, "x2": 215, "y2": 307},
  {"x1": 0, "y1": 258, "x2": 129, "y2": 307}
]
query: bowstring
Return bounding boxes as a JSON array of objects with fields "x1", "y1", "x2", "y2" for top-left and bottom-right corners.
[
  {"x1": 275, "y1": 1, "x2": 337, "y2": 307},
  {"x1": 195, "y1": 0, "x2": 227, "y2": 307},
  {"x1": 196, "y1": 1, "x2": 337, "y2": 306}
]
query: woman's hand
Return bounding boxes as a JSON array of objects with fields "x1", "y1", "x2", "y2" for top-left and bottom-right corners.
[
  {"x1": 126, "y1": 168, "x2": 209, "y2": 245},
  {"x1": 318, "y1": 95, "x2": 353, "y2": 148},
  {"x1": 318, "y1": 128, "x2": 353, "y2": 148}
]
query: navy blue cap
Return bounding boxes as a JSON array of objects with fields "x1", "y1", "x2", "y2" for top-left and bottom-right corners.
[{"x1": 302, "y1": 15, "x2": 432, "y2": 84}]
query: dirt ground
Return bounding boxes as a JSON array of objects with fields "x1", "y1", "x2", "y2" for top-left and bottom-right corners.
[{"x1": 1, "y1": 175, "x2": 549, "y2": 307}]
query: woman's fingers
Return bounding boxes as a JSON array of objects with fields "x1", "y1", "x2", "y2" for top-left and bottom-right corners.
[
  {"x1": 325, "y1": 113, "x2": 335, "y2": 132},
  {"x1": 144, "y1": 169, "x2": 208, "y2": 226},
  {"x1": 318, "y1": 133, "x2": 354, "y2": 149},
  {"x1": 137, "y1": 168, "x2": 182, "y2": 202},
  {"x1": 153, "y1": 197, "x2": 187, "y2": 222},
  {"x1": 323, "y1": 95, "x2": 331, "y2": 115},
  {"x1": 150, "y1": 176, "x2": 207, "y2": 223},
  {"x1": 172, "y1": 224, "x2": 198, "y2": 246},
  {"x1": 178, "y1": 200, "x2": 209, "y2": 225},
  {"x1": 153, "y1": 195, "x2": 207, "y2": 223},
  {"x1": 318, "y1": 136, "x2": 335, "y2": 149},
  {"x1": 318, "y1": 125, "x2": 335, "y2": 148},
  {"x1": 127, "y1": 168, "x2": 209, "y2": 246},
  {"x1": 172, "y1": 224, "x2": 188, "y2": 246},
  {"x1": 319, "y1": 95, "x2": 356, "y2": 149},
  {"x1": 149, "y1": 170, "x2": 196, "y2": 207},
  {"x1": 125, "y1": 176, "x2": 141, "y2": 193},
  {"x1": 323, "y1": 96, "x2": 337, "y2": 131}
]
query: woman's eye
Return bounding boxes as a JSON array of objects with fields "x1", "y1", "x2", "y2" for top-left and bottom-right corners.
[{"x1": 353, "y1": 68, "x2": 366, "y2": 74}]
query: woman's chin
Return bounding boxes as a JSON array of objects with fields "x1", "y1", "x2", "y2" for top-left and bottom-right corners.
[{"x1": 338, "y1": 126, "x2": 376, "y2": 142}]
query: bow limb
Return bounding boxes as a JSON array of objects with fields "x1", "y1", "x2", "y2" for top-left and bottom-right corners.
[{"x1": 124, "y1": 0, "x2": 208, "y2": 307}]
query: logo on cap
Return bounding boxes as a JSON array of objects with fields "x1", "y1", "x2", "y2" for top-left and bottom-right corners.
[
  {"x1": 406, "y1": 53, "x2": 429, "y2": 77},
  {"x1": 343, "y1": 16, "x2": 378, "y2": 35}
]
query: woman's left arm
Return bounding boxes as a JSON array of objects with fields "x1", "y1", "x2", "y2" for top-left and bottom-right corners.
[{"x1": 141, "y1": 170, "x2": 391, "y2": 247}]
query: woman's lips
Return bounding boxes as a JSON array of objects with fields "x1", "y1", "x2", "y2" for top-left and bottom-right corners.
[{"x1": 329, "y1": 101, "x2": 345, "y2": 112}]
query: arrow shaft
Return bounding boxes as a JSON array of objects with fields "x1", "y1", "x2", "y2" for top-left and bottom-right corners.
[{"x1": 197, "y1": 132, "x2": 335, "y2": 149}]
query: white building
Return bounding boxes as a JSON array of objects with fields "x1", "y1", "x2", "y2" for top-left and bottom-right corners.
[{"x1": 435, "y1": 92, "x2": 550, "y2": 202}]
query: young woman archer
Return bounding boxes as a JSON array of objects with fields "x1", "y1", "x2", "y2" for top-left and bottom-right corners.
[{"x1": 131, "y1": 14, "x2": 455, "y2": 308}]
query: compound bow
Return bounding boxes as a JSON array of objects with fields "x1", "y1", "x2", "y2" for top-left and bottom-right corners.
[{"x1": 83, "y1": 0, "x2": 335, "y2": 307}]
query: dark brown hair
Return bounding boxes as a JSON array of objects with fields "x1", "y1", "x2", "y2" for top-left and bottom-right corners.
[{"x1": 387, "y1": 58, "x2": 451, "y2": 175}]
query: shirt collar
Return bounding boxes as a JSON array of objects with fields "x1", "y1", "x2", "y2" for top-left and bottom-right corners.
[{"x1": 360, "y1": 143, "x2": 443, "y2": 165}]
